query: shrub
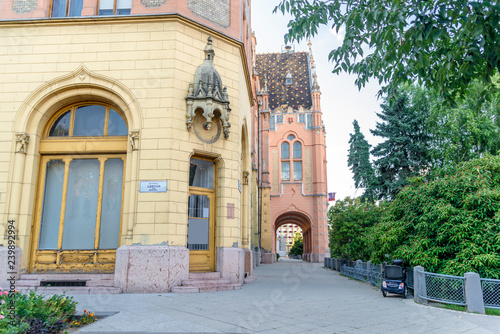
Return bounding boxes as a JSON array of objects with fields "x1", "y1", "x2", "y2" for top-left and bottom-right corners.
[
  {"x1": 0, "y1": 288, "x2": 77, "y2": 334},
  {"x1": 369, "y1": 155, "x2": 500, "y2": 278},
  {"x1": 289, "y1": 232, "x2": 303, "y2": 256},
  {"x1": 327, "y1": 197, "x2": 382, "y2": 261}
]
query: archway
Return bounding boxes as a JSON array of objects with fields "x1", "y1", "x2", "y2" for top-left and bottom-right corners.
[
  {"x1": 9, "y1": 65, "x2": 143, "y2": 272},
  {"x1": 273, "y1": 211, "x2": 313, "y2": 262}
]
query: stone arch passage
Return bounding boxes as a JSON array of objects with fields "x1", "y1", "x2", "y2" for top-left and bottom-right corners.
[{"x1": 273, "y1": 211, "x2": 314, "y2": 262}]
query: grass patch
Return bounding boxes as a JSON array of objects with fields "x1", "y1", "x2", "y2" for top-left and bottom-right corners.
[{"x1": 431, "y1": 302, "x2": 500, "y2": 316}]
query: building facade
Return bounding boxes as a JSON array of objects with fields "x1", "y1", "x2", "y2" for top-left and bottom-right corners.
[
  {"x1": 0, "y1": 0, "x2": 259, "y2": 292},
  {"x1": 255, "y1": 43, "x2": 329, "y2": 263},
  {"x1": 276, "y1": 224, "x2": 302, "y2": 255}
]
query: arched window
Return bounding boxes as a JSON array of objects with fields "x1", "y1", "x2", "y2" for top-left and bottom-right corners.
[
  {"x1": 281, "y1": 142, "x2": 290, "y2": 159},
  {"x1": 31, "y1": 103, "x2": 128, "y2": 273},
  {"x1": 293, "y1": 142, "x2": 302, "y2": 159}
]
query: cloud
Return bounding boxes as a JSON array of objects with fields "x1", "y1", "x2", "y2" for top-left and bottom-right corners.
[{"x1": 330, "y1": 26, "x2": 345, "y2": 42}]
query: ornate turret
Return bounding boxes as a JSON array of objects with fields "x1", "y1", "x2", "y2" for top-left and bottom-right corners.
[{"x1": 186, "y1": 37, "x2": 231, "y2": 139}]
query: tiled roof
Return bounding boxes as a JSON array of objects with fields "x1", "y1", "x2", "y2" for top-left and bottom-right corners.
[{"x1": 255, "y1": 52, "x2": 312, "y2": 111}]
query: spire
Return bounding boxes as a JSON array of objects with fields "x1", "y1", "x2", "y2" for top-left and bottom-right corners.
[
  {"x1": 312, "y1": 72, "x2": 320, "y2": 92},
  {"x1": 204, "y1": 36, "x2": 215, "y2": 63},
  {"x1": 308, "y1": 38, "x2": 320, "y2": 93}
]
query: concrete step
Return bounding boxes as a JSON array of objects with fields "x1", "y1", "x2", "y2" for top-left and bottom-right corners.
[
  {"x1": 20, "y1": 286, "x2": 121, "y2": 295},
  {"x1": 180, "y1": 278, "x2": 231, "y2": 286},
  {"x1": 171, "y1": 284, "x2": 242, "y2": 293},
  {"x1": 188, "y1": 272, "x2": 221, "y2": 279}
]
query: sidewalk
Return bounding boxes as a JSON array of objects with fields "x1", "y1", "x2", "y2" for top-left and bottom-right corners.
[{"x1": 72, "y1": 261, "x2": 500, "y2": 333}]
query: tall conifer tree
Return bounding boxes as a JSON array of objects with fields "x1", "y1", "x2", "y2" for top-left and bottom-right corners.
[
  {"x1": 347, "y1": 120, "x2": 377, "y2": 201},
  {"x1": 371, "y1": 87, "x2": 430, "y2": 200}
]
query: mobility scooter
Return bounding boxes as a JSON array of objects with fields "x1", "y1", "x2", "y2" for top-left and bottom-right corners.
[{"x1": 381, "y1": 259, "x2": 408, "y2": 298}]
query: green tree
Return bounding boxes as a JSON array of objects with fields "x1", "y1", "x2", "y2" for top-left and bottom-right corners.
[
  {"x1": 289, "y1": 232, "x2": 303, "y2": 256},
  {"x1": 347, "y1": 120, "x2": 377, "y2": 201},
  {"x1": 327, "y1": 197, "x2": 382, "y2": 261},
  {"x1": 369, "y1": 155, "x2": 500, "y2": 278},
  {"x1": 427, "y1": 78, "x2": 500, "y2": 169},
  {"x1": 275, "y1": 0, "x2": 500, "y2": 102},
  {"x1": 371, "y1": 87, "x2": 430, "y2": 200}
]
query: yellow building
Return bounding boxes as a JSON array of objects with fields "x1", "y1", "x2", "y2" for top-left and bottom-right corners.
[{"x1": 0, "y1": 0, "x2": 258, "y2": 293}]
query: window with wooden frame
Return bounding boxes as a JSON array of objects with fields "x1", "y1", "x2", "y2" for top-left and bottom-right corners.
[
  {"x1": 30, "y1": 103, "x2": 128, "y2": 273},
  {"x1": 98, "y1": 0, "x2": 132, "y2": 15},
  {"x1": 51, "y1": 0, "x2": 84, "y2": 17}
]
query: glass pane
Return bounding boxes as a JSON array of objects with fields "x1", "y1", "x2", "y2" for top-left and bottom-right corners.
[
  {"x1": 187, "y1": 195, "x2": 210, "y2": 250},
  {"x1": 62, "y1": 159, "x2": 100, "y2": 250},
  {"x1": 39, "y1": 160, "x2": 65, "y2": 250},
  {"x1": 281, "y1": 161, "x2": 290, "y2": 181},
  {"x1": 68, "y1": 0, "x2": 83, "y2": 16},
  {"x1": 269, "y1": 115, "x2": 275, "y2": 131},
  {"x1": 307, "y1": 114, "x2": 313, "y2": 129},
  {"x1": 281, "y1": 142, "x2": 289, "y2": 159},
  {"x1": 287, "y1": 135, "x2": 295, "y2": 141},
  {"x1": 108, "y1": 109, "x2": 128, "y2": 136},
  {"x1": 188, "y1": 194, "x2": 210, "y2": 218},
  {"x1": 277, "y1": 115, "x2": 283, "y2": 123},
  {"x1": 99, "y1": 8, "x2": 113, "y2": 15},
  {"x1": 73, "y1": 105, "x2": 106, "y2": 137},
  {"x1": 294, "y1": 161, "x2": 302, "y2": 181},
  {"x1": 293, "y1": 142, "x2": 302, "y2": 159},
  {"x1": 117, "y1": 0, "x2": 131, "y2": 9},
  {"x1": 117, "y1": 8, "x2": 130, "y2": 14},
  {"x1": 49, "y1": 111, "x2": 70, "y2": 137},
  {"x1": 189, "y1": 158, "x2": 214, "y2": 189},
  {"x1": 51, "y1": 0, "x2": 67, "y2": 17},
  {"x1": 99, "y1": 0, "x2": 113, "y2": 9},
  {"x1": 99, "y1": 159, "x2": 124, "y2": 249}
]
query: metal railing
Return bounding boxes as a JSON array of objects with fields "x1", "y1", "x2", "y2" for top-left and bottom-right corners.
[
  {"x1": 417, "y1": 271, "x2": 465, "y2": 305},
  {"x1": 327, "y1": 258, "x2": 500, "y2": 313},
  {"x1": 481, "y1": 278, "x2": 500, "y2": 309},
  {"x1": 340, "y1": 264, "x2": 383, "y2": 286}
]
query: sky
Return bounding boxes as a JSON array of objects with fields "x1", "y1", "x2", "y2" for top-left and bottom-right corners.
[{"x1": 251, "y1": 1, "x2": 384, "y2": 201}]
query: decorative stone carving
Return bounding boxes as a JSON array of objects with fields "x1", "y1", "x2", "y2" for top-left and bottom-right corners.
[
  {"x1": 186, "y1": 37, "x2": 231, "y2": 140},
  {"x1": 242, "y1": 171, "x2": 249, "y2": 185},
  {"x1": 15, "y1": 133, "x2": 29, "y2": 154},
  {"x1": 128, "y1": 130, "x2": 140, "y2": 151}
]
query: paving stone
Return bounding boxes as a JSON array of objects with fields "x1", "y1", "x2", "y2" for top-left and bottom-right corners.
[{"x1": 71, "y1": 261, "x2": 500, "y2": 333}]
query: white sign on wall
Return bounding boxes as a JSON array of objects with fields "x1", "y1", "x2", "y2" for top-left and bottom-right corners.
[{"x1": 139, "y1": 181, "x2": 167, "y2": 193}]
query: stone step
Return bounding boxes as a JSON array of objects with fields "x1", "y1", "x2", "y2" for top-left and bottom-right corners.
[
  {"x1": 19, "y1": 274, "x2": 114, "y2": 281},
  {"x1": 16, "y1": 274, "x2": 115, "y2": 289},
  {"x1": 171, "y1": 284, "x2": 242, "y2": 293},
  {"x1": 20, "y1": 286, "x2": 121, "y2": 295},
  {"x1": 180, "y1": 278, "x2": 231, "y2": 286},
  {"x1": 188, "y1": 272, "x2": 221, "y2": 279}
]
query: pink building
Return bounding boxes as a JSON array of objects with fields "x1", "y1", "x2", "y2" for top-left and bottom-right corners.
[{"x1": 256, "y1": 43, "x2": 329, "y2": 263}]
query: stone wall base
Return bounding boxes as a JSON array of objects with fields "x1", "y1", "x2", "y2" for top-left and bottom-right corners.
[
  {"x1": 114, "y1": 245, "x2": 189, "y2": 293},
  {"x1": 261, "y1": 252, "x2": 275, "y2": 264},
  {"x1": 244, "y1": 248, "x2": 253, "y2": 276},
  {"x1": 0, "y1": 247, "x2": 21, "y2": 291},
  {"x1": 216, "y1": 247, "x2": 245, "y2": 284},
  {"x1": 310, "y1": 253, "x2": 329, "y2": 263}
]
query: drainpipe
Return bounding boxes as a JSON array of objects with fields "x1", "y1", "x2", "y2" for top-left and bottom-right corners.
[{"x1": 257, "y1": 100, "x2": 262, "y2": 253}]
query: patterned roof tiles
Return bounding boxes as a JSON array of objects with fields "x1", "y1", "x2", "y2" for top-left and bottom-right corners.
[{"x1": 255, "y1": 51, "x2": 312, "y2": 111}]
